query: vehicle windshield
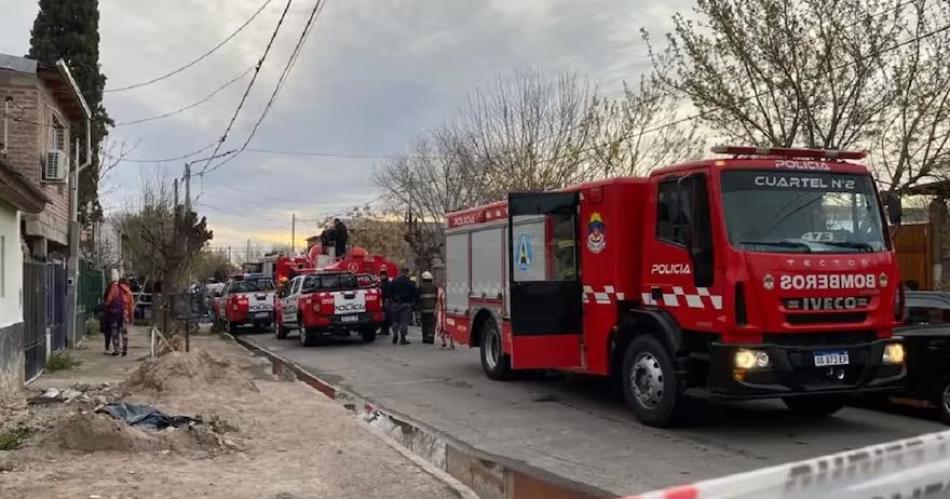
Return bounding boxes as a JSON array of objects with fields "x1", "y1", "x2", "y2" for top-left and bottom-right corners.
[
  {"x1": 229, "y1": 278, "x2": 275, "y2": 293},
  {"x1": 721, "y1": 171, "x2": 886, "y2": 254},
  {"x1": 302, "y1": 273, "x2": 358, "y2": 293}
]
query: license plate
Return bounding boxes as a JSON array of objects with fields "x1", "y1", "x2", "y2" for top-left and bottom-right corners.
[
  {"x1": 814, "y1": 351, "x2": 849, "y2": 367},
  {"x1": 255, "y1": 312, "x2": 270, "y2": 319},
  {"x1": 341, "y1": 315, "x2": 359, "y2": 323}
]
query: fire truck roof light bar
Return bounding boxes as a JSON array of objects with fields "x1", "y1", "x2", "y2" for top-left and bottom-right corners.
[{"x1": 711, "y1": 145, "x2": 867, "y2": 161}]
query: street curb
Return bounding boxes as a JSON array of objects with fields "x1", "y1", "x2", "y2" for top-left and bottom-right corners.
[{"x1": 232, "y1": 334, "x2": 612, "y2": 499}]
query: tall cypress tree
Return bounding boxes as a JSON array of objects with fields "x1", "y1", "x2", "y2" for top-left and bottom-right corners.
[{"x1": 28, "y1": 0, "x2": 112, "y2": 226}]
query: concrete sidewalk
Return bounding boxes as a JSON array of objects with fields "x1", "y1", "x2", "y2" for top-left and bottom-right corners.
[{"x1": 2, "y1": 327, "x2": 472, "y2": 499}]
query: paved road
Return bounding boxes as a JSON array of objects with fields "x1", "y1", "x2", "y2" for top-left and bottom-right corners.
[{"x1": 243, "y1": 327, "x2": 945, "y2": 496}]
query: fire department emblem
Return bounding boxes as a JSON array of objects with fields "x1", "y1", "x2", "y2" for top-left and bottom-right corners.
[
  {"x1": 587, "y1": 212, "x2": 606, "y2": 254},
  {"x1": 516, "y1": 234, "x2": 532, "y2": 271}
]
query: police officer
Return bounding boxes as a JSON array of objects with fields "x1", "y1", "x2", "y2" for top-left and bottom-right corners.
[
  {"x1": 418, "y1": 271, "x2": 437, "y2": 344},
  {"x1": 378, "y1": 269, "x2": 391, "y2": 336},
  {"x1": 388, "y1": 268, "x2": 417, "y2": 345}
]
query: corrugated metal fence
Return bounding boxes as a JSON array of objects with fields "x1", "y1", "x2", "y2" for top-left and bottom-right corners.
[{"x1": 23, "y1": 260, "x2": 46, "y2": 381}]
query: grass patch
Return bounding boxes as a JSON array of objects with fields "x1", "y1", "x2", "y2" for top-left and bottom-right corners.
[
  {"x1": 0, "y1": 425, "x2": 34, "y2": 451},
  {"x1": 207, "y1": 415, "x2": 238, "y2": 434},
  {"x1": 46, "y1": 350, "x2": 82, "y2": 372}
]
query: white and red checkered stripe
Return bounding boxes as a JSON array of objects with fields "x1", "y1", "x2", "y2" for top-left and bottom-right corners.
[
  {"x1": 582, "y1": 285, "x2": 627, "y2": 305},
  {"x1": 640, "y1": 286, "x2": 722, "y2": 310}
]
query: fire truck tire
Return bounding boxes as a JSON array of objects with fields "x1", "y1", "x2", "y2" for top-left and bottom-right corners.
[
  {"x1": 782, "y1": 396, "x2": 845, "y2": 417},
  {"x1": 228, "y1": 321, "x2": 238, "y2": 335},
  {"x1": 621, "y1": 335, "x2": 682, "y2": 427},
  {"x1": 934, "y1": 376, "x2": 950, "y2": 425},
  {"x1": 480, "y1": 319, "x2": 512, "y2": 381},
  {"x1": 360, "y1": 326, "x2": 377, "y2": 343}
]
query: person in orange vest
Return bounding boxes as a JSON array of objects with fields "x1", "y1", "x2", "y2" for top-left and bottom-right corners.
[{"x1": 102, "y1": 272, "x2": 134, "y2": 356}]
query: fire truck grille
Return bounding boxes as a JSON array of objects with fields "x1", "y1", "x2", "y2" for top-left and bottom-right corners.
[
  {"x1": 764, "y1": 331, "x2": 876, "y2": 347},
  {"x1": 785, "y1": 312, "x2": 868, "y2": 326}
]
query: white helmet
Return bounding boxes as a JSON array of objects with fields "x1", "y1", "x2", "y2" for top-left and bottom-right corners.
[
  {"x1": 421, "y1": 271, "x2": 433, "y2": 281},
  {"x1": 110, "y1": 269, "x2": 119, "y2": 282}
]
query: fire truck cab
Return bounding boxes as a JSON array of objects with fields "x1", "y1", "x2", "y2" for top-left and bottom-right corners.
[{"x1": 443, "y1": 146, "x2": 907, "y2": 426}]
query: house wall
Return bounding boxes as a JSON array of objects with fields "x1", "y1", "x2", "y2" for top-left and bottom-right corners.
[
  {"x1": 0, "y1": 200, "x2": 24, "y2": 394},
  {"x1": 0, "y1": 67, "x2": 70, "y2": 252}
]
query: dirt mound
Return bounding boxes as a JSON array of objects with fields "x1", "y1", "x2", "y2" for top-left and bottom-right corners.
[
  {"x1": 49, "y1": 412, "x2": 234, "y2": 454},
  {"x1": 120, "y1": 349, "x2": 259, "y2": 397}
]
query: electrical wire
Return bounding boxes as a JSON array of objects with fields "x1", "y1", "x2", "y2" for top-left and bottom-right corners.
[
  {"x1": 245, "y1": 147, "x2": 399, "y2": 159},
  {"x1": 197, "y1": 0, "x2": 295, "y2": 176},
  {"x1": 114, "y1": 66, "x2": 255, "y2": 126},
  {"x1": 109, "y1": 142, "x2": 219, "y2": 164},
  {"x1": 201, "y1": 0, "x2": 329, "y2": 176},
  {"x1": 105, "y1": 0, "x2": 274, "y2": 93}
]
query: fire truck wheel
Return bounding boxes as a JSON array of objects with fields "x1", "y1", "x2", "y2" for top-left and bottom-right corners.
[
  {"x1": 621, "y1": 335, "x2": 681, "y2": 427},
  {"x1": 782, "y1": 396, "x2": 845, "y2": 417},
  {"x1": 480, "y1": 319, "x2": 512, "y2": 381},
  {"x1": 935, "y1": 376, "x2": 950, "y2": 425},
  {"x1": 228, "y1": 321, "x2": 238, "y2": 335},
  {"x1": 275, "y1": 321, "x2": 290, "y2": 339},
  {"x1": 360, "y1": 326, "x2": 377, "y2": 343}
]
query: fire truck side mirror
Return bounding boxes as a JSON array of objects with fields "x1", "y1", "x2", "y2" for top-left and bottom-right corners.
[{"x1": 884, "y1": 192, "x2": 902, "y2": 227}]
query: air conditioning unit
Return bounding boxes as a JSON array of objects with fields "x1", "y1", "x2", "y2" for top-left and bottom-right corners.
[{"x1": 44, "y1": 149, "x2": 67, "y2": 181}]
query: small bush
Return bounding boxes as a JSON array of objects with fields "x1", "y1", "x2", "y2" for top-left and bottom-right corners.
[
  {"x1": 85, "y1": 318, "x2": 101, "y2": 337},
  {"x1": 46, "y1": 351, "x2": 82, "y2": 372},
  {"x1": 0, "y1": 424, "x2": 33, "y2": 451}
]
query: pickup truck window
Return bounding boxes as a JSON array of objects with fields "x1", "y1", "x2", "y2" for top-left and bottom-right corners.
[
  {"x1": 302, "y1": 273, "x2": 358, "y2": 293},
  {"x1": 229, "y1": 278, "x2": 276, "y2": 293}
]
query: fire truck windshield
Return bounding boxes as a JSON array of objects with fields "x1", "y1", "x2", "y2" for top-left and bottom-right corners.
[{"x1": 720, "y1": 170, "x2": 886, "y2": 254}]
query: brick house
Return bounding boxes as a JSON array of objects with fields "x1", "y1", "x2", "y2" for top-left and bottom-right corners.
[{"x1": 0, "y1": 53, "x2": 88, "y2": 260}]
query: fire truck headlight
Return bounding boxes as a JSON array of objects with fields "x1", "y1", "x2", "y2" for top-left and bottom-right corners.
[
  {"x1": 735, "y1": 349, "x2": 771, "y2": 369},
  {"x1": 883, "y1": 343, "x2": 905, "y2": 364}
]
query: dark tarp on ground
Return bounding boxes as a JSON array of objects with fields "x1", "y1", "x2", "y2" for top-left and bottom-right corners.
[{"x1": 98, "y1": 402, "x2": 199, "y2": 430}]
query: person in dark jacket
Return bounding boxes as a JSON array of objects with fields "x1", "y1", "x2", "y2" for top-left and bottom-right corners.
[
  {"x1": 378, "y1": 269, "x2": 391, "y2": 336},
  {"x1": 321, "y1": 224, "x2": 336, "y2": 257},
  {"x1": 388, "y1": 269, "x2": 417, "y2": 345},
  {"x1": 418, "y1": 271, "x2": 437, "y2": 344},
  {"x1": 334, "y1": 218, "x2": 348, "y2": 258}
]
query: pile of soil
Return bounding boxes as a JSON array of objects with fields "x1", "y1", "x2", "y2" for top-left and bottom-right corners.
[
  {"x1": 120, "y1": 349, "x2": 259, "y2": 397},
  {"x1": 48, "y1": 412, "x2": 231, "y2": 454}
]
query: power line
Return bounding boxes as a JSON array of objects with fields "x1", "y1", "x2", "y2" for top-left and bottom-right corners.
[
  {"x1": 114, "y1": 66, "x2": 255, "y2": 127},
  {"x1": 109, "y1": 142, "x2": 219, "y2": 164},
  {"x1": 201, "y1": 0, "x2": 329, "y2": 176},
  {"x1": 245, "y1": 147, "x2": 399, "y2": 160},
  {"x1": 105, "y1": 0, "x2": 274, "y2": 93},
  {"x1": 198, "y1": 0, "x2": 295, "y2": 176}
]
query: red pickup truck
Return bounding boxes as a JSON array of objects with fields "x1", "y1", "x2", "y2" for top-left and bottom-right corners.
[{"x1": 275, "y1": 270, "x2": 383, "y2": 346}]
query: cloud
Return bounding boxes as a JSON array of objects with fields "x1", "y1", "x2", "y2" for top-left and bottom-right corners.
[{"x1": 1, "y1": 0, "x2": 693, "y2": 249}]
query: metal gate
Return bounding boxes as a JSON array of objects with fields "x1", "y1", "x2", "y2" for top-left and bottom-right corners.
[
  {"x1": 47, "y1": 261, "x2": 67, "y2": 351},
  {"x1": 23, "y1": 260, "x2": 47, "y2": 380}
]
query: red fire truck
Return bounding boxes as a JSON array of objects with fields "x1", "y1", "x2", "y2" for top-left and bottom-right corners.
[{"x1": 443, "y1": 146, "x2": 907, "y2": 426}]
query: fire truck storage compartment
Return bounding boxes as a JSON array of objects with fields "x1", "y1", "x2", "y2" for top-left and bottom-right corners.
[
  {"x1": 471, "y1": 226, "x2": 504, "y2": 303},
  {"x1": 446, "y1": 232, "x2": 470, "y2": 315}
]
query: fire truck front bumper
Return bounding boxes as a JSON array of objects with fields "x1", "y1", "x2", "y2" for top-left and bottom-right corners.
[{"x1": 699, "y1": 339, "x2": 905, "y2": 400}]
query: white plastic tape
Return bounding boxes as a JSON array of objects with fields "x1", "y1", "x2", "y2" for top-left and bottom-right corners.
[{"x1": 628, "y1": 430, "x2": 950, "y2": 499}]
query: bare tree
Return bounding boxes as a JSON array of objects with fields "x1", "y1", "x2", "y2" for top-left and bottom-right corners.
[
  {"x1": 587, "y1": 62, "x2": 705, "y2": 176},
  {"x1": 652, "y1": 0, "x2": 950, "y2": 191}
]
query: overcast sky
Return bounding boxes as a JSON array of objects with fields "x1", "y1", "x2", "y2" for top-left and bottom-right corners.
[{"x1": 0, "y1": 0, "x2": 691, "y2": 252}]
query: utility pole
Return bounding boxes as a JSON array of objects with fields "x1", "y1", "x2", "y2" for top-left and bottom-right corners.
[
  {"x1": 246, "y1": 239, "x2": 250, "y2": 266},
  {"x1": 291, "y1": 213, "x2": 296, "y2": 254},
  {"x1": 64, "y1": 59, "x2": 92, "y2": 349},
  {"x1": 228, "y1": 246, "x2": 232, "y2": 264},
  {"x1": 184, "y1": 162, "x2": 192, "y2": 214}
]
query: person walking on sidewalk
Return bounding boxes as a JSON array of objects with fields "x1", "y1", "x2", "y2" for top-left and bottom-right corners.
[
  {"x1": 102, "y1": 272, "x2": 134, "y2": 356},
  {"x1": 388, "y1": 269, "x2": 417, "y2": 345},
  {"x1": 418, "y1": 271, "x2": 437, "y2": 344}
]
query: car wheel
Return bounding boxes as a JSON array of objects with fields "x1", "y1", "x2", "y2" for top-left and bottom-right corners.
[
  {"x1": 934, "y1": 376, "x2": 950, "y2": 425},
  {"x1": 228, "y1": 320, "x2": 238, "y2": 335},
  {"x1": 300, "y1": 327, "x2": 317, "y2": 347},
  {"x1": 360, "y1": 326, "x2": 377, "y2": 343},
  {"x1": 479, "y1": 318, "x2": 512, "y2": 380},
  {"x1": 621, "y1": 335, "x2": 682, "y2": 427},
  {"x1": 276, "y1": 320, "x2": 289, "y2": 339},
  {"x1": 783, "y1": 396, "x2": 845, "y2": 417}
]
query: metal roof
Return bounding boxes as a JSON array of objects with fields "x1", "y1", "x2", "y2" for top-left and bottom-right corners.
[{"x1": 0, "y1": 53, "x2": 38, "y2": 74}]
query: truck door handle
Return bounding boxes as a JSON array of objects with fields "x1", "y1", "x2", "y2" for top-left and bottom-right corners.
[{"x1": 651, "y1": 287, "x2": 662, "y2": 301}]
